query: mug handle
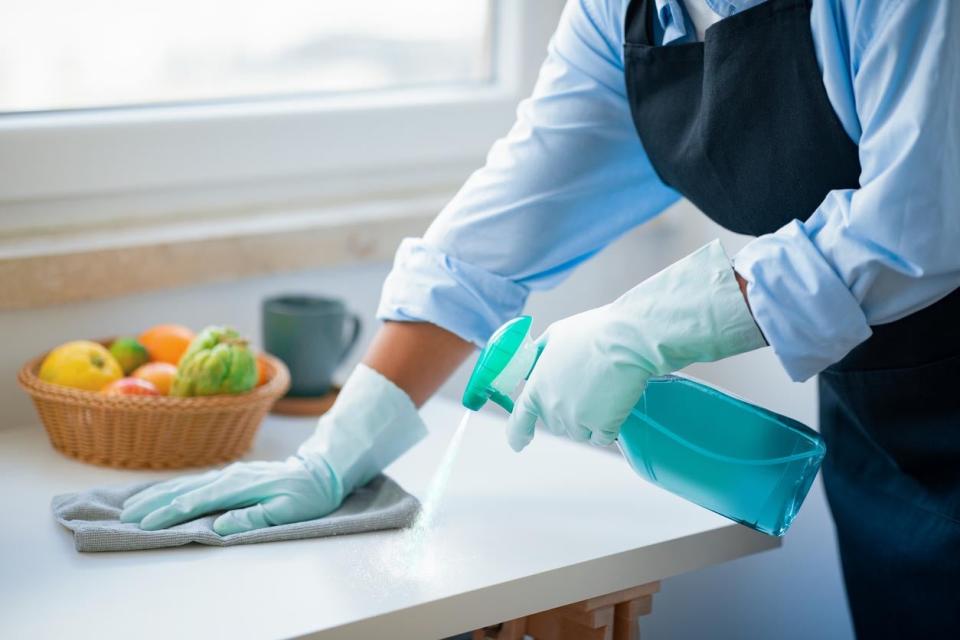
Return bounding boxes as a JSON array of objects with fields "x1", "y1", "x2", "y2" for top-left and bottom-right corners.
[{"x1": 339, "y1": 313, "x2": 363, "y2": 365}]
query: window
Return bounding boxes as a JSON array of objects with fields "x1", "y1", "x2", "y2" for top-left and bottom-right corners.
[
  {"x1": 1, "y1": 0, "x2": 492, "y2": 113},
  {"x1": 0, "y1": 1, "x2": 564, "y2": 236}
]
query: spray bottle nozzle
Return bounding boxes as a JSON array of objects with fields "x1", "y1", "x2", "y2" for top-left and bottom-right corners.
[{"x1": 462, "y1": 316, "x2": 540, "y2": 414}]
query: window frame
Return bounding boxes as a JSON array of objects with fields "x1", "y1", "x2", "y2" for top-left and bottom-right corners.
[{"x1": 0, "y1": 0, "x2": 566, "y2": 235}]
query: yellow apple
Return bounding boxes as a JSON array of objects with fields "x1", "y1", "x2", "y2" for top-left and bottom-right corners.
[{"x1": 39, "y1": 341, "x2": 123, "y2": 391}]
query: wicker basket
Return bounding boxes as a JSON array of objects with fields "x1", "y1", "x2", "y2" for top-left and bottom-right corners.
[{"x1": 18, "y1": 343, "x2": 290, "y2": 469}]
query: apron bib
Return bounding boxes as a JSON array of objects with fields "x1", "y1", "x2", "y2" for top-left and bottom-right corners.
[{"x1": 623, "y1": 0, "x2": 960, "y2": 635}]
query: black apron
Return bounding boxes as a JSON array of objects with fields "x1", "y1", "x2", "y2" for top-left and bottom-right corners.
[{"x1": 623, "y1": 0, "x2": 960, "y2": 636}]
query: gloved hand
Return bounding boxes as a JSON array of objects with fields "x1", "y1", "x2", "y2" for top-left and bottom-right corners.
[
  {"x1": 121, "y1": 363, "x2": 426, "y2": 535},
  {"x1": 506, "y1": 240, "x2": 766, "y2": 451}
]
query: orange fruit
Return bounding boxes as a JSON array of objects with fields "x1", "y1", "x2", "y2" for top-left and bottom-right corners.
[
  {"x1": 101, "y1": 377, "x2": 160, "y2": 396},
  {"x1": 139, "y1": 324, "x2": 195, "y2": 365},
  {"x1": 132, "y1": 362, "x2": 178, "y2": 395},
  {"x1": 256, "y1": 354, "x2": 270, "y2": 387}
]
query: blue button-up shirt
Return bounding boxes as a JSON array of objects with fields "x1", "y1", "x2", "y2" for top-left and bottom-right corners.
[{"x1": 378, "y1": 0, "x2": 960, "y2": 381}]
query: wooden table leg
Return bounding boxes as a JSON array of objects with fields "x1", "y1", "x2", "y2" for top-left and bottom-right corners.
[
  {"x1": 472, "y1": 618, "x2": 526, "y2": 640},
  {"x1": 472, "y1": 582, "x2": 659, "y2": 640},
  {"x1": 613, "y1": 595, "x2": 652, "y2": 640}
]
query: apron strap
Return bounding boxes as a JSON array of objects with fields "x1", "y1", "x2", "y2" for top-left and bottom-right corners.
[{"x1": 625, "y1": 0, "x2": 656, "y2": 46}]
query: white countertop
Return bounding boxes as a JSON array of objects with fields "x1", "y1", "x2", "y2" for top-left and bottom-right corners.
[{"x1": 0, "y1": 398, "x2": 778, "y2": 640}]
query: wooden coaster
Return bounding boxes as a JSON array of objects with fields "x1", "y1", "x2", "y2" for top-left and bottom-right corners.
[{"x1": 271, "y1": 386, "x2": 340, "y2": 417}]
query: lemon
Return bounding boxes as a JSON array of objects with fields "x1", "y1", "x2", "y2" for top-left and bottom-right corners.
[{"x1": 39, "y1": 341, "x2": 124, "y2": 391}]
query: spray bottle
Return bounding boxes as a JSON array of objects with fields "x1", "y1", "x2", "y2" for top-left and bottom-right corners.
[{"x1": 462, "y1": 316, "x2": 825, "y2": 536}]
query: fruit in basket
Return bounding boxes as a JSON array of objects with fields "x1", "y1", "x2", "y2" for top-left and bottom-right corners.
[
  {"x1": 171, "y1": 326, "x2": 258, "y2": 397},
  {"x1": 131, "y1": 362, "x2": 178, "y2": 395},
  {"x1": 108, "y1": 337, "x2": 150, "y2": 375},
  {"x1": 101, "y1": 377, "x2": 160, "y2": 396},
  {"x1": 38, "y1": 341, "x2": 123, "y2": 391},
  {"x1": 256, "y1": 354, "x2": 270, "y2": 387},
  {"x1": 139, "y1": 324, "x2": 195, "y2": 365}
]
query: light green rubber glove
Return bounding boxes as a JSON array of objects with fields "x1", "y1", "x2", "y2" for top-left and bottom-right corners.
[
  {"x1": 506, "y1": 240, "x2": 766, "y2": 451},
  {"x1": 120, "y1": 363, "x2": 426, "y2": 535}
]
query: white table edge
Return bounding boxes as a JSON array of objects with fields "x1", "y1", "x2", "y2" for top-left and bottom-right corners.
[{"x1": 306, "y1": 525, "x2": 780, "y2": 639}]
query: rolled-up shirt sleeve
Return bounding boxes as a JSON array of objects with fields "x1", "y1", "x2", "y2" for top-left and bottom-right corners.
[
  {"x1": 377, "y1": 0, "x2": 678, "y2": 346},
  {"x1": 734, "y1": 0, "x2": 960, "y2": 380}
]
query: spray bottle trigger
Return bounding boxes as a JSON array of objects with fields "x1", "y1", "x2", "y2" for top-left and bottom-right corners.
[{"x1": 489, "y1": 390, "x2": 515, "y2": 413}]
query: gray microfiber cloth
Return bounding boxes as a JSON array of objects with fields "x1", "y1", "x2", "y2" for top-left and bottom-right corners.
[{"x1": 52, "y1": 475, "x2": 420, "y2": 553}]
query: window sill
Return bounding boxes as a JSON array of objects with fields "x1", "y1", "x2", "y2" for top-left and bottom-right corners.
[{"x1": 0, "y1": 191, "x2": 449, "y2": 310}]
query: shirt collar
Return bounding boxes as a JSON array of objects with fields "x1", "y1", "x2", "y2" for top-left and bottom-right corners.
[
  {"x1": 653, "y1": 1, "x2": 770, "y2": 44},
  {"x1": 704, "y1": 0, "x2": 767, "y2": 18},
  {"x1": 653, "y1": 0, "x2": 690, "y2": 44}
]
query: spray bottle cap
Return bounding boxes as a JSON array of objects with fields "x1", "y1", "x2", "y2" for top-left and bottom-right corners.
[{"x1": 462, "y1": 315, "x2": 541, "y2": 413}]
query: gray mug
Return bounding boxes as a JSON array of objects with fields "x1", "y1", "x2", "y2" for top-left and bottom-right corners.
[{"x1": 262, "y1": 295, "x2": 362, "y2": 397}]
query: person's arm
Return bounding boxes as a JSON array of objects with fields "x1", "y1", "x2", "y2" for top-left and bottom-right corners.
[
  {"x1": 362, "y1": 321, "x2": 473, "y2": 407},
  {"x1": 733, "y1": 0, "x2": 960, "y2": 380},
  {"x1": 506, "y1": 240, "x2": 766, "y2": 451},
  {"x1": 377, "y1": 0, "x2": 677, "y2": 349}
]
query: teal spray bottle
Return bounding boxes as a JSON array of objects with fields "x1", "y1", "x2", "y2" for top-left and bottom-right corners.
[{"x1": 462, "y1": 316, "x2": 825, "y2": 536}]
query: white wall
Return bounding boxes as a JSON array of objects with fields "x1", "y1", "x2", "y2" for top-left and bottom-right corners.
[{"x1": 0, "y1": 200, "x2": 852, "y2": 639}]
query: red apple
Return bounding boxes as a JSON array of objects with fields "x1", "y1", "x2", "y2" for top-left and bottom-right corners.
[{"x1": 101, "y1": 377, "x2": 160, "y2": 396}]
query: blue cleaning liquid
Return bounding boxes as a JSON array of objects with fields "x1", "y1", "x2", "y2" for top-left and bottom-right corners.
[{"x1": 617, "y1": 376, "x2": 825, "y2": 536}]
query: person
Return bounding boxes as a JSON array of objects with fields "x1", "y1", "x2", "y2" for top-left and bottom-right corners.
[{"x1": 120, "y1": 0, "x2": 959, "y2": 636}]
